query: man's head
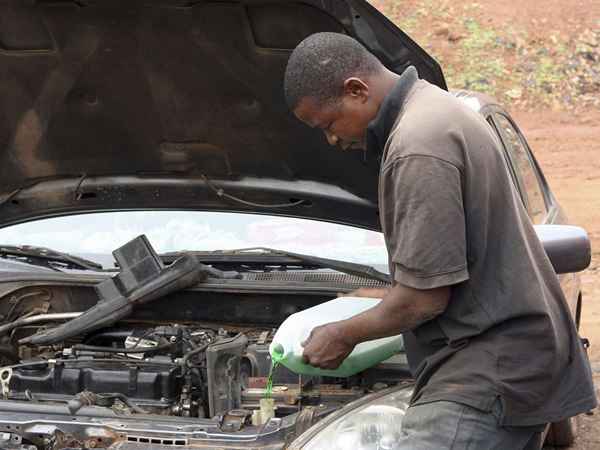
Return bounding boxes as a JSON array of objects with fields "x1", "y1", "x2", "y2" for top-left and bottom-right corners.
[{"x1": 284, "y1": 32, "x2": 394, "y2": 150}]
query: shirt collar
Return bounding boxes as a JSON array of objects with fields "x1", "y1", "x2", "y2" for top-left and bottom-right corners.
[{"x1": 366, "y1": 66, "x2": 419, "y2": 156}]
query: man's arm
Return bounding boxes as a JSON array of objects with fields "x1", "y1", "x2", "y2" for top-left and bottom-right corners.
[
  {"x1": 338, "y1": 287, "x2": 390, "y2": 299},
  {"x1": 302, "y1": 283, "x2": 450, "y2": 369},
  {"x1": 304, "y1": 156, "x2": 467, "y2": 370}
]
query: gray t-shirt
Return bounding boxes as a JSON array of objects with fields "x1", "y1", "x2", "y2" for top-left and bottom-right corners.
[{"x1": 368, "y1": 67, "x2": 596, "y2": 426}]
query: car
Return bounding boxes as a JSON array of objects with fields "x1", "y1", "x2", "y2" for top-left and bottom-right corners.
[{"x1": 0, "y1": 1, "x2": 591, "y2": 449}]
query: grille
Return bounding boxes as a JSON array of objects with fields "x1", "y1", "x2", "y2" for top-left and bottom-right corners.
[
  {"x1": 126, "y1": 436, "x2": 187, "y2": 446},
  {"x1": 244, "y1": 271, "x2": 388, "y2": 288}
]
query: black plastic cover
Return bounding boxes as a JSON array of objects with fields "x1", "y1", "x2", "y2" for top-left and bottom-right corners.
[
  {"x1": 20, "y1": 235, "x2": 206, "y2": 345},
  {"x1": 206, "y1": 333, "x2": 248, "y2": 417},
  {"x1": 9, "y1": 360, "x2": 181, "y2": 402},
  {"x1": 113, "y1": 234, "x2": 164, "y2": 293}
]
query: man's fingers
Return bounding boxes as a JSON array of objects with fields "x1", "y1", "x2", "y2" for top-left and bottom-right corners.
[
  {"x1": 301, "y1": 335, "x2": 311, "y2": 347},
  {"x1": 306, "y1": 357, "x2": 323, "y2": 369},
  {"x1": 302, "y1": 352, "x2": 341, "y2": 369},
  {"x1": 302, "y1": 352, "x2": 319, "y2": 367},
  {"x1": 302, "y1": 325, "x2": 321, "y2": 347},
  {"x1": 313, "y1": 359, "x2": 337, "y2": 370},
  {"x1": 301, "y1": 334, "x2": 315, "y2": 363},
  {"x1": 300, "y1": 324, "x2": 349, "y2": 369}
]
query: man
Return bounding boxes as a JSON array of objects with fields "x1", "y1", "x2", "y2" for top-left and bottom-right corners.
[{"x1": 283, "y1": 32, "x2": 596, "y2": 449}]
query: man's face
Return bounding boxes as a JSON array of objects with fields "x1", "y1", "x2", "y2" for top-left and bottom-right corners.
[{"x1": 293, "y1": 79, "x2": 377, "y2": 150}]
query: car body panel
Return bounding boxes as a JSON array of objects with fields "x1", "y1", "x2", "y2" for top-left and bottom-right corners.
[{"x1": 0, "y1": 0, "x2": 445, "y2": 231}]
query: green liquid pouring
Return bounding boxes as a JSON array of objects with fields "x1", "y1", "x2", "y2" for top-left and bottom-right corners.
[{"x1": 265, "y1": 343, "x2": 284, "y2": 399}]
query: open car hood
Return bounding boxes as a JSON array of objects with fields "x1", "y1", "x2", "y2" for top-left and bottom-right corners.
[{"x1": 0, "y1": 0, "x2": 445, "y2": 231}]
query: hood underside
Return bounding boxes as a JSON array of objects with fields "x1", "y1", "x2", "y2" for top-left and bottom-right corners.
[{"x1": 0, "y1": 0, "x2": 445, "y2": 230}]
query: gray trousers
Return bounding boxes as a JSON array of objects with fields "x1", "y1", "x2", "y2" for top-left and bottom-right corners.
[{"x1": 396, "y1": 400, "x2": 545, "y2": 450}]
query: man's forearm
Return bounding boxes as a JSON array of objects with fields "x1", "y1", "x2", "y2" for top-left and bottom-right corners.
[
  {"x1": 337, "y1": 283, "x2": 450, "y2": 345},
  {"x1": 344, "y1": 287, "x2": 390, "y2": 298}
]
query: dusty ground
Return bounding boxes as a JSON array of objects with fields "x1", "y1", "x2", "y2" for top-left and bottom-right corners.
[{"x1": 371, "y1": 0, "x2": 600, "y2": 447}]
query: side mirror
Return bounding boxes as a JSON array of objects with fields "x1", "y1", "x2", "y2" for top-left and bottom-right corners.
[{"x1": 534, "y1": 225, "x2": 591, "y2": 274}]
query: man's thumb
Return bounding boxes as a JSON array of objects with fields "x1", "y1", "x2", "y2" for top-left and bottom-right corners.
[{"x1": 301, "y1": 329, "x2": 315, "y2": 347}]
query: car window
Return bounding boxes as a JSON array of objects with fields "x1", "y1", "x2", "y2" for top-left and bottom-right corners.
[
  {"x1": 485, "y1": 115, "x2": 520, "y2": 187},
  {"x1": 0, "y1": 211, "x2": 389, "y2": 271},
  {"x1": 494, "y1": 114, "x2": 548, "y2": 224}
]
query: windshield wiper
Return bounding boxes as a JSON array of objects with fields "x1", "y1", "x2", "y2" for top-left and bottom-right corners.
[
  {"x1": 160, "y1": 247, "x2": 390, "y2": 283},
  {"x1": 0, "y1": 245, "x2": 104, "y2": 271}
]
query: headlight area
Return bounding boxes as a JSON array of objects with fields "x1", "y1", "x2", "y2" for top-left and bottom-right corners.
[{"x1": 289, "y1": 384, "x2": 414, "y2": 450}]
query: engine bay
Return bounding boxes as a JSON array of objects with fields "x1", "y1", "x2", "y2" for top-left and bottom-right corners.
[
  {"x1": 1, "y1": 321, "x2": 388, "y2": 421},
  {"x1": 0, "y1": 236, "x2": 409, "y2": 448}
]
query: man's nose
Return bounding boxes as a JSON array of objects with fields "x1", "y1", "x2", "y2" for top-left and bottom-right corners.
[{"x1": 324, "y1": 130, "x2": 339, "y2": 146}]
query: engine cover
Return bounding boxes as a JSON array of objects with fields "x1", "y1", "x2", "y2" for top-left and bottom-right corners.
[{"x1": 8, "y1": 359, "x2": 182, "y2": 403}]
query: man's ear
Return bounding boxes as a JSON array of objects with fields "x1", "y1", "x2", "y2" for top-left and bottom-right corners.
[{"x1": 343, "y1": 78, "x2": 369, "y2": 102}]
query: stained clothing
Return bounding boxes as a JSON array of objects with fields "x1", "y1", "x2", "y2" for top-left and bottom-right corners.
[
  {"x1": 396, "y1": 400, "x2": 544, "y2": 449},
  {"x1": 367, "y1": 66, "x2": 597, "y2": 426}
]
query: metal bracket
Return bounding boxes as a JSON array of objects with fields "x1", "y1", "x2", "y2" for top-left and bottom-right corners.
[
  {"x1": 220, "y1": 409, "x2": 251, "y2": 432},
  {"x1": 0, "y1": 367, "x2": 13, "y2": 399}
]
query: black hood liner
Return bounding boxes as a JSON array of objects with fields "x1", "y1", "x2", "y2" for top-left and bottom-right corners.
[{"x1": 0, "y1": 0, "x2": 445, "y2": 230}]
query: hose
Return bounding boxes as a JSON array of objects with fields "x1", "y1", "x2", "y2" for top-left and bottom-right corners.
[
  {"x1": 67, "y1": 391, "x2": 149, "y2": 415},
  {"x1": 180, "y1": 343, "x2": 210, "y2": 368},
  {"x1": 180, "y1": 332, "x2": 243, "y2": 368},
  {"x1": 72, "y1": 340, "x2": 177, "y2": 355},
  {"x1": 106, "y1": 393, "x2": 149, "y2": 414},
  {"x1": 0, "y1": 312, "x2": 82, "y2": 337}
]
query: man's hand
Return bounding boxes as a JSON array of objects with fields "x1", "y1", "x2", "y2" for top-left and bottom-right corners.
[
  {"x1": 303, "y1": 284, "x2": 450, "y2": 370},
  {"x1": 302, "y1": 322, "x2": 356, "y2": 370}
]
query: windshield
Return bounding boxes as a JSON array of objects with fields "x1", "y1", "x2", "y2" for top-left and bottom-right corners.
[{"x1": 0, "y1": 211, "x2": 388, "y2": 271}]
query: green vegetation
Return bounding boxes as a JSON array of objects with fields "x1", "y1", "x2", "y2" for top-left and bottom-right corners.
[{"x1": 371, "y1": 1, "x2": 600, "y2": 110}]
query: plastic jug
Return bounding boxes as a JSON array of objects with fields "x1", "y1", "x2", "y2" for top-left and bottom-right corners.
[{"x1": 269, "y1": 296, "x2": 404, "y2": 377}]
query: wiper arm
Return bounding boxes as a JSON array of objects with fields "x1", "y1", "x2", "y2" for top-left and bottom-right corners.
[
  {"x1": 162, "y1": 247, "x2": 391, "y2": 283},
  {"x1": 249, "y1": 248, "x2": 391, "y2": 283},
  {"x1": 0, "y1": 245, "x2": 104, "y2": 271}
]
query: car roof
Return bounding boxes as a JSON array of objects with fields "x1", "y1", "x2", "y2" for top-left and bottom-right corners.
[{"x1": 452, "y1": 90, "x2": 503, "y2": 114}]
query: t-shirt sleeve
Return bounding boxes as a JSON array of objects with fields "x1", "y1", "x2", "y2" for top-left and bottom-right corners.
[{"x1": 381, "y1": 155, "x2": 469, "y2": 289}]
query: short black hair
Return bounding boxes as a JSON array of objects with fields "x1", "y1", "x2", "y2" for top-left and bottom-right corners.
[{"x1": 284, "y1": 32, "x2": 383, "y2": 110}]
